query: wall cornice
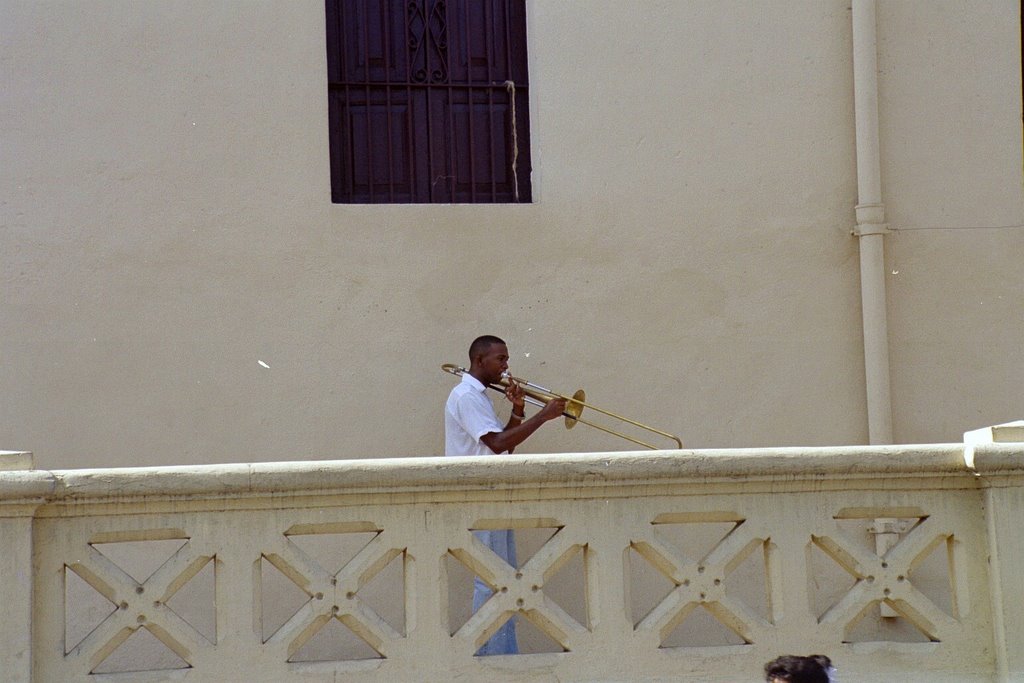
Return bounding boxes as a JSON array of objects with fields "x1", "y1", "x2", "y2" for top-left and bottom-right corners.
[{"x1": 0, "y1": 445, "x2": 1010, "y2": 517}]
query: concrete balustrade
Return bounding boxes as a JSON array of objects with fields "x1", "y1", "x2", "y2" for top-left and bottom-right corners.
[{"x1": 1, "y1": 437, "x2": 1022, "y2": 682}]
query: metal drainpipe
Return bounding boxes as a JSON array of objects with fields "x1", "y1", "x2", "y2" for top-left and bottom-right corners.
[{"x1": 852, "y1": 0, "x2": 894, "y2": 445}]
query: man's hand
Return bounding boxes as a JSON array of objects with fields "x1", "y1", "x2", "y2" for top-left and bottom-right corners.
[
  {"x1": 504, "y1": 379, "x2": 526, "y2": 414},
  {"x1": 537, "y1": 397, "x2": 568, "y2": 421}
]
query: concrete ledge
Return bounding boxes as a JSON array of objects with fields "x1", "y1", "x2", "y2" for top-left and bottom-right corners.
[
  {"x1": 964, "y1": 420, "x2": 1024, "y2": 469},
  {"x1": 6, "y1": 441, "x2": 1023, "y2": 682},
  {"x1": 0, "y1": 452, "x2": 33, "y2": 471},
  {"x1": 966, "y1": 443, "x2": 1024, "y2": 475},
  {"x1": 0, "y1": 444, "x2": 991, "y2": 505},
  {"x1": 989, "y1": 421, "x2": 1024, "y2": 442}
]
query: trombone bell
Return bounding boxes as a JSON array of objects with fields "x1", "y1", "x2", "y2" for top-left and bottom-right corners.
[{"x1": 565, "y1": 389, "x2": 586, "y2": 429}]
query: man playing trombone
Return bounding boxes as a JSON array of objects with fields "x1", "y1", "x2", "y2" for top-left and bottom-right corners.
[{"x1": 444, "y1": 335, "x2": 566, "y2": 655}]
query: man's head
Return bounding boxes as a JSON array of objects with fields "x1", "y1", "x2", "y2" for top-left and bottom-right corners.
[
  {"x1": 764, "y1": 654, "x2": 831, "y2": 683},
  {"x1": 468, "y1": 335, "x2": 509, "y2": 385}
]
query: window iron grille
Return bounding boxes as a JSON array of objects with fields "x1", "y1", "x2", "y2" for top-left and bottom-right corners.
[{"x1": 326, "y1": 0, "x2": 532, "y2": 204}]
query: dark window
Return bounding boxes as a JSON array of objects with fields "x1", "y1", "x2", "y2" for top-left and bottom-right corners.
[{"x1": 325, "y1": 0, "x2": 532, "y2": 203}]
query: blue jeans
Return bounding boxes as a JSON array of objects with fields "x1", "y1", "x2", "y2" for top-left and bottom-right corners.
[{"x1": 472, "y1": 529, "x2": 518, "y2": 655}]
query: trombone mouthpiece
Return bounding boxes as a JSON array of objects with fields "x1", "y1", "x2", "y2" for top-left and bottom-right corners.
[{"x1": 501, "y1": 371, "x2": 511, "y2": 379}]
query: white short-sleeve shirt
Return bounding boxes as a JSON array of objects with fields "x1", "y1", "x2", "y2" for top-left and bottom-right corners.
[{"x1": 445, "y1": 373, "x2": 505, "y2": 456}]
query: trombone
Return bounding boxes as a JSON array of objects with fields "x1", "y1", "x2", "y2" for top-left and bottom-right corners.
[{"x1": 441, "y1": 364, "x2": 683, "y2": 450}]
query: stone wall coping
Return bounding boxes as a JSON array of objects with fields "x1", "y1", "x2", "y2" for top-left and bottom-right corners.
[
  {"x1": 1, "y1": 444, "x2": 1019, "y2": 505},
  {"x1": 0, "y1": 451, "x2": 33, "y2": 471}
]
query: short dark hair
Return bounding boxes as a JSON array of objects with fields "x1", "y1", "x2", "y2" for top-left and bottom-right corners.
[
  {"x1": 764, "y1": 654, "x2": 831, "y2": 683},
  {"x1": 469, "y1": 335, "x2": 506, "y2": 360}
]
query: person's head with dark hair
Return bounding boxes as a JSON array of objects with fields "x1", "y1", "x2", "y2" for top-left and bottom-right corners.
[
  {"x1": 469, "y1": 335, "x2": 506, "y2": 362},
  {"x1": 468, "y1": 335, "x2": 508, "y2": 386},
  {"x1": 809, "y1": 655, "x2": 833, "y2": 676},
  {"x1": 764, "y1": 654, "x2": 833, "y2": 683}
]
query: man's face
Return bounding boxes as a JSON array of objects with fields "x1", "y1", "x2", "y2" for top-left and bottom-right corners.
[{"x1": 476, "y1": 343, "x2": 510, "y2": 384}]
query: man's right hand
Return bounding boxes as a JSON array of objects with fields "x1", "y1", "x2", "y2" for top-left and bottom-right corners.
[{"x1": 538, "y1": 397, "x2": 568, "y2": 421}]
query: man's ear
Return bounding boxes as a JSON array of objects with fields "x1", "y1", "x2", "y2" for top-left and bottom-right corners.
[{"x1": 469, "y1": 344, "x2": 489, "y2": 367}]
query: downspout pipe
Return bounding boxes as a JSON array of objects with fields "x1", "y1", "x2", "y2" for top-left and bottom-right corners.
[{"x1": 851, "y1": 0, "x2": 894, "y2": 444}]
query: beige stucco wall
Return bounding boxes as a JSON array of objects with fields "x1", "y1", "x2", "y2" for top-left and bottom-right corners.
[
  {"x1": 2, "y1": 1, "x2": 1022, "y2": 469},
  {"x1": 875, "y1": 2, "x2": 1024, "y2": 440}
]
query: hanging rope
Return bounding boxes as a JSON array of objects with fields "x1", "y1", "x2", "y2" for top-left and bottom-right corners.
[{"x1": 504, "y1": 80, "x2": 519, "y2": 202}]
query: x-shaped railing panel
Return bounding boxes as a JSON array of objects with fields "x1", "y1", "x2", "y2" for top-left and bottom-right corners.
[
  {"x1": 449, "y1": 525, "x2": 590, "y2": 655},
  {"x1": 631, "y1": 519, "x2": 774, "y2": 646},
  {"x1": 261, "y1": 529, "x2": 405, "y2": 659},
  {"x1": 65, "y1": 540, "x2": 214, "y2": 674},
  {"x1": 812, "y1": 515, "x2": 961, "y2": 642}
]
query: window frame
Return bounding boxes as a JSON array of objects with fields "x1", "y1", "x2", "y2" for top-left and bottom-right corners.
[{"x1": 325, "y1": 0, "x2": 532, "y2": 204}]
